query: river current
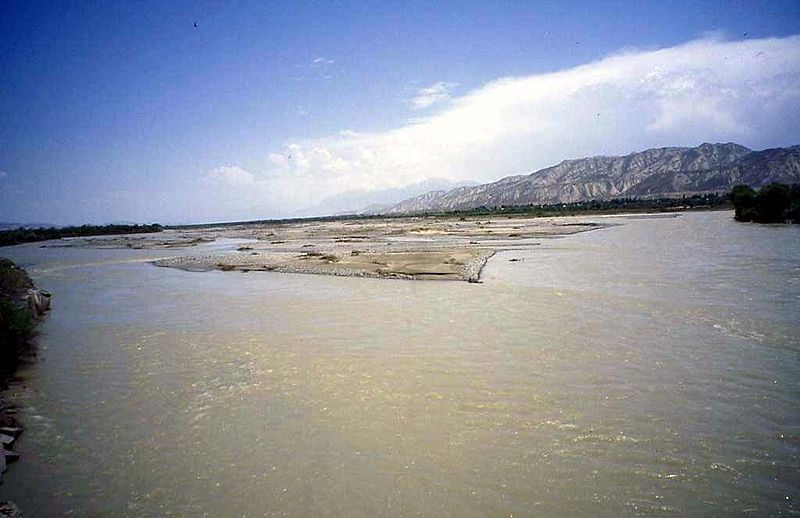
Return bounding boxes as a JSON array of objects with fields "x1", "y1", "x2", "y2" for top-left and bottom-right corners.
[{"x1": 0, "y1": 211, "x2": 798, "y2": 516}]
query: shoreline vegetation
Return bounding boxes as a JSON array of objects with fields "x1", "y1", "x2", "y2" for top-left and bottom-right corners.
[
  {"x1": 0, "y1": 258, "x2": 49, "y2": 511},
  {"x1": 0, "y1": 260, "x2": 49, "y2": 388}
]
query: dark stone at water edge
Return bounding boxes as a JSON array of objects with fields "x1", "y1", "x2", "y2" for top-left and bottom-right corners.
[{"x1": 0, "y1": 501, "x2": 22, "y2": 517}]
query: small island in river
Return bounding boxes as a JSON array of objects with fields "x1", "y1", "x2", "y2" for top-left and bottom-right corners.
[
  {"x1": 43, "y1": 215, "x2": 611, "y2": 282},
  {"x1": 147, "y1": 215, "x2": 607, "y2": 282}
]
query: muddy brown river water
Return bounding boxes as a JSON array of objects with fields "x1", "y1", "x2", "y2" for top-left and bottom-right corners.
[{"x1": 0, "y1": 211, "x2": 798, "y2": 516}]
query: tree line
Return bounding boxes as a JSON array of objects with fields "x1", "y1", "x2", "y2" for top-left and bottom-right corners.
[{"x1": 0, "y1": 223, "x2": 163, "y2": 247}]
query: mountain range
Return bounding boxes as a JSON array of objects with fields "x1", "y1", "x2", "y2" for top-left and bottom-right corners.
[
  {"x1": 297, "y1": 178, "x2": 477, "y2": 217},
  {"x1": 375, "y1": 143, "x2": 800, "y2": 214}
]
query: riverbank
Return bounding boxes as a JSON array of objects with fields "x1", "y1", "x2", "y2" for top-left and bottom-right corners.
[
  {"x1": 0, "y1": 259, "x2": 49, "y2": 515},
  {"x1": 0, "y1": 259, "x2": 49, "y2": 387}
]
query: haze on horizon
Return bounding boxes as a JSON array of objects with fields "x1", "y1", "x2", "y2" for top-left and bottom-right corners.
[{"x1": 1, "y1": 1, "x2": 799, "y2": 225}]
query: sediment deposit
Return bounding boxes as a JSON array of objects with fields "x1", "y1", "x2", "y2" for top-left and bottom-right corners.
[{"x1": 56, "y1": 215, "x2": 607, "y2": 282}]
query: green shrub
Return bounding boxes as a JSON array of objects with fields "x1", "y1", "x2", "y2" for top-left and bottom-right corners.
[
  {"x1": 0, "y1": 299, "x2": 33, "y2": 343},
  {"x1": 0, "y1": 258, "x2": 34, "y2": 294},
  {"x1": 0, "y1": 299, "x2": 34, "y2": 382},
  {"x1": 0, "y1": 259, "x2": 37, "y2": 385},
  {"x1": 730, "y1": 185, "x2": 758, "y2": 222}
]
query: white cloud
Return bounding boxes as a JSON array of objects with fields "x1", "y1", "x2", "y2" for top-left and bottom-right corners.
[
  {"x1": 0, "y1": 171, "x2": 7, "y2": 179},
  {"x1": 293, "y1": 57, "x2": 339, "y2": 83},
  {"x1": 310, "y1": 56, "x2": 335, "y2": 67},
  {"x1": 409, "y1": 81, "x2": 458, "y2": 110},
  {"x1": 209, "y1": 35, "x2": 800, "y2": 218},
  {"x1": 267, "y1": 153, "x2": 290, "y2": 168}
]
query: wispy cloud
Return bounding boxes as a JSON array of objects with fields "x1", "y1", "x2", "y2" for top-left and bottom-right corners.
[
  {"x1": 409, "y1": 81, "x2": 458, "y2": 110},
  {"x1": 206, "y1": 35, "x2": 800, "y2": 218},
  {"x1": 292, "y1": 56, "x2": 338, "y2": 82},
  {"x1": 0, "y1": 171, "x2": 7, "y2": 179},
  {"x1": 310, "y1": 56, "x2": 335, "y2": 67},
  {"x1": 203, "y1": 166, "x2": 256, "y2": 187}
]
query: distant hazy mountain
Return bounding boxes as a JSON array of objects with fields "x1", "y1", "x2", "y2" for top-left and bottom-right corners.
[
  {"x1": 297, "y1": 178, "x2": 478, "y2": 217},
  {"x1": 380, "y1": 143, "x2": 800, "y2": 214},
  {"x1": 0, "y1": 222, "x2": 58, "y2": 231}
]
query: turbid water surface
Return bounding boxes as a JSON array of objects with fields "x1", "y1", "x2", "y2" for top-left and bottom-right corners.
[{"x1": 0, "y1": 211, "x2": 798, "y2": 516}]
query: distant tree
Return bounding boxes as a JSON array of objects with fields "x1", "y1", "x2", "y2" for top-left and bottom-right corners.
[
  {"x1": 757, "y1": 183, "x2": 793, "y2": 223},
  {"x1": 789, "y1": 185, "x2": 800, "y2": 223},
  {"x1": 731, "y1": 183, "x2": 799, "y2": 223}
]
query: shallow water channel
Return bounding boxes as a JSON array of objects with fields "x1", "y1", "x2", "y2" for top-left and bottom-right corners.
[{"x1": 0, "y1": 211, "x2": 798, "y2": 516}]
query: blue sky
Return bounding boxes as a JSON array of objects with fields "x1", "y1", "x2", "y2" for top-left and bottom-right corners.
[{"x1": 1, "y1": 1, "x2": 799, "y2": 225}]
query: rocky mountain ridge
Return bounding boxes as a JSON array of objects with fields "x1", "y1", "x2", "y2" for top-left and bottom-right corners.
[
  {"x1": 298, "y1": 178, "x2": 477, "y2": 217},
  {"x1": 379, "y1": 143, "x2": 800, "y2": 214}
]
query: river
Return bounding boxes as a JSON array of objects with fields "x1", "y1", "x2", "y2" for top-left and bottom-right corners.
[{"x1": 0, "y1": 211, "x2": 798, "y2": 516}]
